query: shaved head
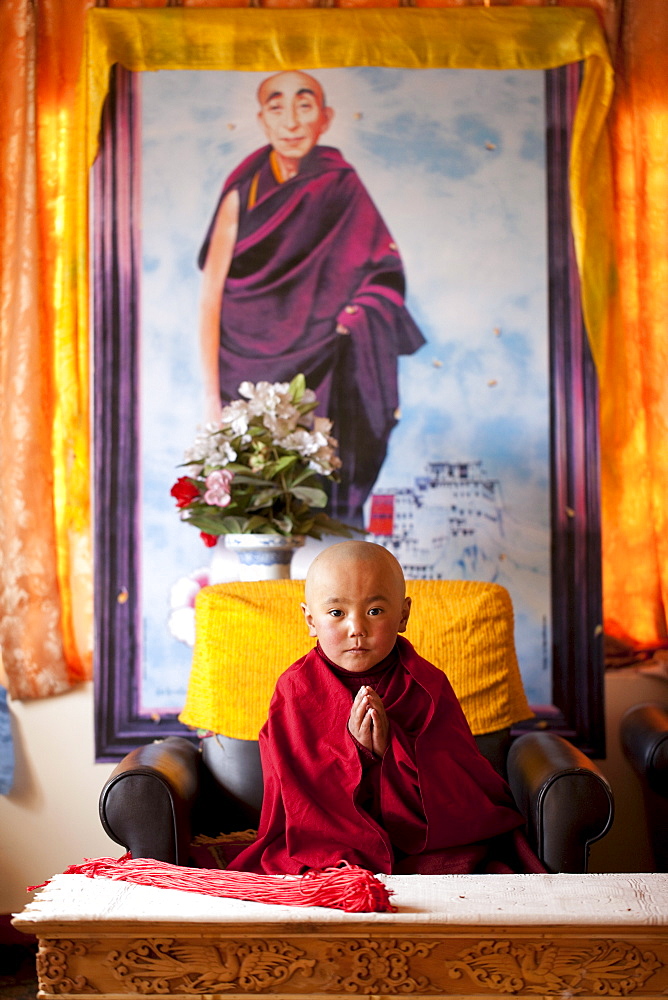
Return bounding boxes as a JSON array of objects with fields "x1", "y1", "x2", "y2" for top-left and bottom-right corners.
[{"x1": 305, "y1": 541, "x2": 405, "y2": 604}]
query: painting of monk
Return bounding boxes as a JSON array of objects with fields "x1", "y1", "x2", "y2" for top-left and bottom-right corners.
[
  {"x1": 136, "y1": 66, "x2": 551, "y2": 711},
  {"x1": 197, "y1": 70, "x2": 424, "y2": 529}
]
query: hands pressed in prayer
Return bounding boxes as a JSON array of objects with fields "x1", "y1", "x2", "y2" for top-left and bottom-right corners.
[{"x1": 348, "y1": 685, "x2": 389, "y2": 757}]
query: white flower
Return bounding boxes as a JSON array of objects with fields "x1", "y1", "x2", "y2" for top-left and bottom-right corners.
[
  {"x1": 280, "y1": 429, "x2": 318, "y2": 457},
  {"x1": 309, "y1": 445, "x2": 343, "y2": 476},
  {"x1": 209, "y1": 438, "x2": 237, "y2": 466},
  {"x1": 183, "y1": 421, "x2": 236, "y2": 471},
  {"x1": 264, "y1": 408, "x2": 301, "y2": 440},
  {"x1": 279, "y1": 428, "x2": 342, "y2": 476},
  {"x1": 239, "y1": 380, "x2": 290, "y2": 416},
  {"x1": 220, "y1": 399, "x2": 251, "y2": 437}
]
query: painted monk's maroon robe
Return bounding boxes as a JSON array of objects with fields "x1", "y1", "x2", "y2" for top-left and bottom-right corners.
[
  {"x1": 229, "y1": 637, "x2": 542, "y2": 875},
  {"x1": 199, "y1": 145, "x2": 425, "y2": 527}
]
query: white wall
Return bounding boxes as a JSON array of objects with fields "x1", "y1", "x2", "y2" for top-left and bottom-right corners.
[
  {"x1": 0, "y1": 682, "x2": 116, "y2": 916},
  {"x1": 2, "y1": 667, "x2": 666, "y2": 919}
]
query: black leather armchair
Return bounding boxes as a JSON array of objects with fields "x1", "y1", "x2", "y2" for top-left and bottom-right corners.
[
  {"x1": 100, "y1": 579, "x2": 614, "y2": 876},
  {"x1": 100, "y1": 726, "x2": 614, "y2": 875},
  {"x1": 620, "y1": 702, "x2": 668, "y2": 871}
]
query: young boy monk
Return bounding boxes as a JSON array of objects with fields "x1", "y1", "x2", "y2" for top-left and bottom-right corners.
[{"x1": 229, "y1": 540, "x2": 543, "y2": 875}]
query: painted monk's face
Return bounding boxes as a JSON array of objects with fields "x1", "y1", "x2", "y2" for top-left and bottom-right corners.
[
  {"x1": 257, "y1": 71, "x2": 333, "y2": 166},
  {"x1": 301, "y1": 542, "x2": 411, "y2": 673}
]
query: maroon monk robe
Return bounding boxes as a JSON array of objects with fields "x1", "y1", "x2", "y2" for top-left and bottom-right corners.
[
  {"x1": 198, "y1": 145, "x2": 425, "y2": 527},
  {"x1": 229, "y1": 636, "x2": 541, "y2": 875}
]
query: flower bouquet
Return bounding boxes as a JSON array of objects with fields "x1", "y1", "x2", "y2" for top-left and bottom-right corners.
[{"x1": 171, "y1": 374, "x2": 355, "y2": 546}]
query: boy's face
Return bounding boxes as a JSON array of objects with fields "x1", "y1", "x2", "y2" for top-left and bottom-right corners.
[{"x1": 301, "y1": 551, "x2": 411, "y2": 673}]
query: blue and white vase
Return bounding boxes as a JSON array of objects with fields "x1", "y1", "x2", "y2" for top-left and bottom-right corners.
[{"x1": 211, "y1": 533, "x2": 305, "y2": 583}]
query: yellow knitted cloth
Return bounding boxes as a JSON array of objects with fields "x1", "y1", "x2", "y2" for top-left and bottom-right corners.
[{"x1": 179, "y1": 579, "x2": 533, "y2": 740}]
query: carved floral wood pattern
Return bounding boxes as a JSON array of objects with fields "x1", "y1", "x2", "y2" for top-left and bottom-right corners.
[
  {"x1": 37, "y1": 940, "x2": 99, "y2": 995},
  {"x1": 36, "y1": 934, "x2": 666, "y2": 997},
  {"x1": 324, "y1": 938, "x2": 439, "y2": 993}
]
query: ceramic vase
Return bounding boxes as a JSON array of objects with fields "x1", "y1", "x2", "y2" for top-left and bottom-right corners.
[{"x1": 210, "y1": 534, "x2": 305, "y2": 583}]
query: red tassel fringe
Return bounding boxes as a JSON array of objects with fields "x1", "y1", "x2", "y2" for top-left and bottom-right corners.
[{"x1": 31, "y1": 854, "x2": 395, "y2": 913}]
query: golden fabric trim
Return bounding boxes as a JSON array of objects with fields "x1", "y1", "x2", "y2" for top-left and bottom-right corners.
[
  {"x1": 179, "y1": 579, "x2": 532, "y2": 740},
  {"x1": 248, "y1": 152, "x2": 284, "y2": 209},
  {"x1": 248, "y1": 170, "x2": 260, "y2": 209},
  {"x1": 269, "y1": 149, "x2": 285, "y2": 184}
]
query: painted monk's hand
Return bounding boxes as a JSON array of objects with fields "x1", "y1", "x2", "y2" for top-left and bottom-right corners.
[{"x1": 348, "y1": 686, "x2": 389, "y2": 758}]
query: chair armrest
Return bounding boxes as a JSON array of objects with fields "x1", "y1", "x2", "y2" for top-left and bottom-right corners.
[
  {"x1": 507, "y1": 731, "x2": 614, "y2": 873},
  {"x1": 99, "y1": 736, "x2": 201, "y2": 865},
  {"x1": 621, "y1": 703, "x2": 668, "y2": 797}
]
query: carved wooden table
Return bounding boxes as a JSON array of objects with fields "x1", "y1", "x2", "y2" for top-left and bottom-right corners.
[{"x1": 12, "y1": 873, "x2": 668, "y2": 999}]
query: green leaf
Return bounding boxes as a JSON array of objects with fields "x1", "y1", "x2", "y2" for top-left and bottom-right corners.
[
  {"x1": 262, "y1": 454, "x2": 299, "y2": 479},
  {"x1": 243, "y1": 516, "x2": 280, "y2": 534},
  {"x1": 176, "y1": 460, "x2": 205, "y2": 470},
  {"x1": 224, "y1": 462, "x2": 257, "y2": 475},
  {"x1": 183, "y1": 508, "x2": 227, "y2": 533},
  {"x1": 289, "y1": 373, "x2": 306, "y2": 403},
  {"x1": 289, "y1": 466, "x2": 319, "y2": 488},
  {"x1": 218, "y1": 516, "x2": 247, "y2": 534},
  {"x1": 292, "y1": 486, "x2": 328, "y2": 508},
  {"x1": 246, "y1": 424, "x2": 268, "y2": 439},
  {"x1": 247, "y1": 489, "x2": 280, "y2": 510},
  {"x1": 296, "y1": 399, "x2": 319, "y2": 417},
  {"x1": 273, "y1": 516, "x2": 294, "y2": 534},
  {"x1": 228, "y1": 472, "x2": 277, "y2": 488},
  {"x1": 312, "y1": 513, "x2": 365, "y2": 537},
  {"x1": 293, "y1": 516, "x2": 315, "y2": 535}
]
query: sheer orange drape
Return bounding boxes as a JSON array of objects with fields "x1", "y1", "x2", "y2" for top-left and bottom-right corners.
[
  {"x1": 0, "y1": 0, "x2": 665, "y2": 699},
  {"x1": 601, "y1": 0, "x2": 668, "y2": 648},
  {"x1": 0, "y1": 0, "x2": 92, "y2": 698}
]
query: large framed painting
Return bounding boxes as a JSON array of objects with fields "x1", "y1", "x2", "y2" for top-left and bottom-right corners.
[{"x1": 91, "y1": 9, "x2": 608, "y2": 761}]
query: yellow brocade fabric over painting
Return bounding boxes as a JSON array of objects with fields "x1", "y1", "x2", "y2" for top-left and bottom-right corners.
[
  {"x1": 180, "y1": 579, "x2": 533, "y2": 740},
  {"x1": 81, "y1": 6, "x2": 614, "y2": 375}
]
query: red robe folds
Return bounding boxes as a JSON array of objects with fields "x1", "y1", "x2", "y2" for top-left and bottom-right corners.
[{"x1": 230, "y1": 637, "x2": 540, "y2": 875}]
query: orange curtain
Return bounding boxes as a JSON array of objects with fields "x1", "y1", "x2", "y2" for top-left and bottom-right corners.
[
  {"x1": 1, "y1": 0, "x2": 666, "y2": 699},
  {"x1": 0, "y1": 0, "x2": 92, "y2": 698},
  {"x1": 601, "y1": 0, "x2": 668, "y2": 648}
]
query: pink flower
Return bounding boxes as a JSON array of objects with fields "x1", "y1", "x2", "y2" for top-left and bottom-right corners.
[
  {"x1": 171, "y1": 477, "x2": 200, "y2": 508},
  {"x1": 204, "y1": 469, "x2": 234, "y2": 507}
]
